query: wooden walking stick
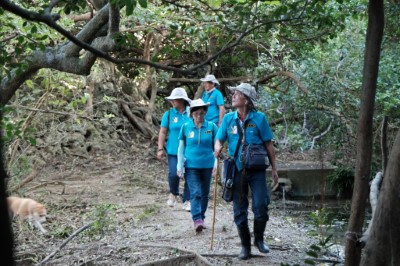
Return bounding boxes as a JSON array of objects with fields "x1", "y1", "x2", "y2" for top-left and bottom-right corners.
[{"x1": 210, "y1": 157, "x2": 220, "y2": 250}]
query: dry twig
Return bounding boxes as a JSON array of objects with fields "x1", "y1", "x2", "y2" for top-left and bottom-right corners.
[
  {"x1": 9, "y1": 168, "x2": 38, "y2": 193},
  {"x1": 138, "y1": 244, "x2": 212, "y2": 266},
  {"x1": 36, "y1": 222, "x2": 94, "y2": 266}
]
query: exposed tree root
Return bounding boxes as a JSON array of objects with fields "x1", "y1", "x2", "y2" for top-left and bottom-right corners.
[{"x1": 119, "y1": 100, "x2": 156, "y2": 138}]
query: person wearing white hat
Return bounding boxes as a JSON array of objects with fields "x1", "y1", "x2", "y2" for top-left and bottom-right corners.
[
  {"x1": 214, "y1": 83, "x2": 279, "y2": 260},
  {"x1": 177, "y1": 99, "x2": 218, "y2": 233},
  {"x1": 158, "y1": 87, "x2": 192, "y2": 210},
  {"x1": 200, "y1": 74, "x2": 225, "y2": 127}
]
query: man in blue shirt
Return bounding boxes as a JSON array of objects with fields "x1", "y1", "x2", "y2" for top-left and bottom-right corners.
[
  {"x1": 200, "y1": 74, "x2": 225, "y2": 127},
  {"x1": 214, "y1": 83, "x2": 279, "y2": 260}
]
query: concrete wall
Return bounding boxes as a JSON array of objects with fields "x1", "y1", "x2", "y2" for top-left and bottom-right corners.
[{"x1": 267, "y1": 168, "x2": 337, "y2": 198}]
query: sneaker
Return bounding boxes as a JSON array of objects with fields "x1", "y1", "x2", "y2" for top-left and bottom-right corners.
[
  {"x1": 167, "y1": 193, "x2": 177, "y2": 207},
  {"x1": 194, "y1": 219, "x2": 204, "y2": 233},
  {"x1": 182, "y1": 201, "x2": 191, "y2": 212}
]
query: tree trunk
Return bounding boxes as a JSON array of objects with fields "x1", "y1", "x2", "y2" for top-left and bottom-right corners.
[
  {"x1": 0, "y1": 110, "x2": 15, "y2": 265},
  {"x1": 344, "y1": 0, "x2": 384, "y2": 265},
  {"x1": 194, "y1": 35, "x2": 217, "y2": 99},
  {"x1": 360, "y1": 129, "x2": 400, "y2": 265},
  {"x1": 381, "y1": 116, "x2": 388, "y2": 174}
]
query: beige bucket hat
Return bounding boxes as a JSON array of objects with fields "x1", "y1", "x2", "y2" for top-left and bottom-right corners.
[
  {"x1": 200, "y1": 74, "x2": 220, "y2": 85},
  {"x1": 228, "y1": 83, "x2": 257, "y2": 102},
  {"x1": 165, "y1": 87, "x2": 191, "y2": 103},
  {"x1": 189, "y1": 99, "x2": 210, "y2": 111}
]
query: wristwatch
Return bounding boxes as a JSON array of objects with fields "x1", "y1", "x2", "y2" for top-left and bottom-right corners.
[{"x1": 158, "y1": 148, "x2": 164, "y2": 152}]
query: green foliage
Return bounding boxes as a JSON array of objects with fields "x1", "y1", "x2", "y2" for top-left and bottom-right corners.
[
  {"x1": 1, "y1": 0, "x2": 398, "y2": 162},
  {"x1": 328, "y1": 167, "x2": 354, "y2": 196},
  {"x1": 8, "y1": 155, "x2": 32, "y2": 186},
  {"x1": 0, "y1": 106, "x2": 36, "y2": 145},
  {"x1": 53, "y1": 225, "x2": 74, "y2": 238},
  {"x1": 85, "y1": 204, "x2": 117, "y2": 240},
  {"x1": 62, "y1": 0, "x2": 88, "y2": 15},
  {"x1": 137, "y1": 205, "x2": 159, "y2": 220},
  {"x1": 304, "y1": 208, "x2": 336, "y2": 265},
  {"x1": 308, "y1": 208, "x2": 334, "y2": 238}
]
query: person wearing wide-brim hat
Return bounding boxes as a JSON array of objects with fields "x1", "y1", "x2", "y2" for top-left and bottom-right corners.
[
  {"x1": 200, "y1": 74, "x2": 225, "y2": 127},
  {"x1": 214, "y1": 83, "x2": 279, "y2": 260},
  {"x1": 158, "y1": 87, "x2": 192, "y2": 211},
  {"x1": 177, "y1": 99, "x2": 218, "y2": 233}
]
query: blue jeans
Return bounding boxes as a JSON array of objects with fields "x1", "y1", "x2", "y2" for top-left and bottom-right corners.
[
  {"x1": 167, "y1": 155, "x2": 190, "y2": 202},
  {"x1": 186, "y1": 168, "x2": 213, "y2": 221},
  {"x1": 233, "y1": 168, "x2": 270, "y2": 227}
]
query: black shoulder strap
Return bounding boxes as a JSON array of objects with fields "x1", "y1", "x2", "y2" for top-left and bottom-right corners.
[
  {"x1": 167, "y1": 109, "x2": 171, "y2": 128},
  {"x1": 233, "y1": 119, "x2": 247, "y2": 159},
  {"x1": 209, "y1": 121, "x2": 215, "y2": 151}
]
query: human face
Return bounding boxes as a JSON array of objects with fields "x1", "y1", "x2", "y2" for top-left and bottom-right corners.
[
  {"x1": 169, "y1": 99, "x2": 185, "y2": 109},
  {"x1": 203, "y1": 81, "x2": 214, "y2": 92},
  {"x1": 191, "y1": 108, "x2": 207, "y2": 124},
  {"x1": 231, "y1": 90, "x2": 247, "y2": 108}
]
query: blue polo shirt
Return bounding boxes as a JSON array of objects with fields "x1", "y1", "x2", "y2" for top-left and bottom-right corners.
[
  {"x1": 216, "y1": 111, "x2": 273, "y2": 171},
  {"x1": 160, "y1": 107, "x2": 190, "y2": 155},
  {"x1": 201, "y1": 88, "x2": 224, "y2": 124},
  {"x1": 179, "y1": 119, "x2": 218, "y2": 168}
]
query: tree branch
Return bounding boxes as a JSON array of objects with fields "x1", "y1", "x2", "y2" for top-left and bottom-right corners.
[
  {"x1": 257, "y1": 71, "x2": 310, "y2": 94},
  {"x1": 0, "y1": 0, "x2": 300, "y2": 75},
  {"x1": 170, "y1": 76, "x2": 251, "y2": 83},
  {"x1": 37, "y1": 222, "x2": 94, "y2": 266}
]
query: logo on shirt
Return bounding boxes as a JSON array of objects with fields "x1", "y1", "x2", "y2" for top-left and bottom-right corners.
[
  {"x1": 188, "y1": 131, "x2": 195, "y2": 138},
  {"x1": 247, "y1": 123, "x2": 256, "y2": 128},
  {"x1": 205, "y1": 130, "x2": 212, "y2": 134},
  {"x1": 172, "y1": 117, "x2": 178, "y2": 123},
  {"x1": 230, "y1": 126, "x2": 238, "y2": 134}
]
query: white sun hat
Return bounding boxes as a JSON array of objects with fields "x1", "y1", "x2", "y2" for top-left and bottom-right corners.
[
  {"x1": 228, "y1": 83, "x2": 257, "y2": 102},
  {"x1": 165, "y1": 87, "x2": 191, "y2": 103},
  {"x1": 200, "y1": 74, "x2": 220, "y2": 85},
  {"x1": 189, "y1": 99, "x2": 210, "y2": 111}
]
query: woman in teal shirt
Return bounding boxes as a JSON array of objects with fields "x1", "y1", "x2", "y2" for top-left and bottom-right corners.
[
  {"x1": 200, "y1": 74, "x2": 225, "y2": 127},
  {"x1": 157, "y1": 88, "x2": 191, "y2": 211},
  {"x1": 177, "y1": 99, "x2": 218, "y2": 233}
]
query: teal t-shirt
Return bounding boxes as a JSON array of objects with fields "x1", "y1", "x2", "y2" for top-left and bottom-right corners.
[
  {"x1": 160, "y1": 107, "x2": 190, "y2": 155},
  {"x1": 201, "y1": 88, "x2": 224, "y2": 124},
  {"x1": 179, "y1": 119, "x2": 218, "y2": 169},
  {"x1": 216, "y1": 110, "x2": 273, "y2": 171}
]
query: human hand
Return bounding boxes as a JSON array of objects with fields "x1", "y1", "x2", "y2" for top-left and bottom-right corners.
[
  {"x1": 177, "y1": 169, "x2": 184, "y2": 179},
  {"x1": 157, "y1": 149, "x2": 164, "y2": 160},
  {"x1": 271, "y1": 169, "x2": 279, "y2": 186},
  {"x1": 212, "y1": 167, "x2": 217, "y2": 178},
  {"x1": 214, "y1": 148, "x2": 223, "y2": 159}
]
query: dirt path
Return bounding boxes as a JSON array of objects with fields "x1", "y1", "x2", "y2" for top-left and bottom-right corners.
[{"x1": 11, "y1": 152, "x2": 318, "y2": 265}]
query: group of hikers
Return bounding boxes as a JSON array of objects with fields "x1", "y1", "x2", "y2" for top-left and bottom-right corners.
[{"x1": 156, "y1": 74, "x2": 279, "y2": 260}]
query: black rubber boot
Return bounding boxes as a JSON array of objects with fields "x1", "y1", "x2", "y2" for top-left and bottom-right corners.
[
  {"x1": 254, "y1": 220, "x2": 270, "y2": 253},
  {"x1": 237, "y1": 225, "x2": 251, "y2": 260}
]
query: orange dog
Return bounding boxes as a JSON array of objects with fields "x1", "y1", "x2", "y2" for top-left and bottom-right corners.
[{"x1": 7, "y1": 196, "x2": 48, "y2": 234}]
